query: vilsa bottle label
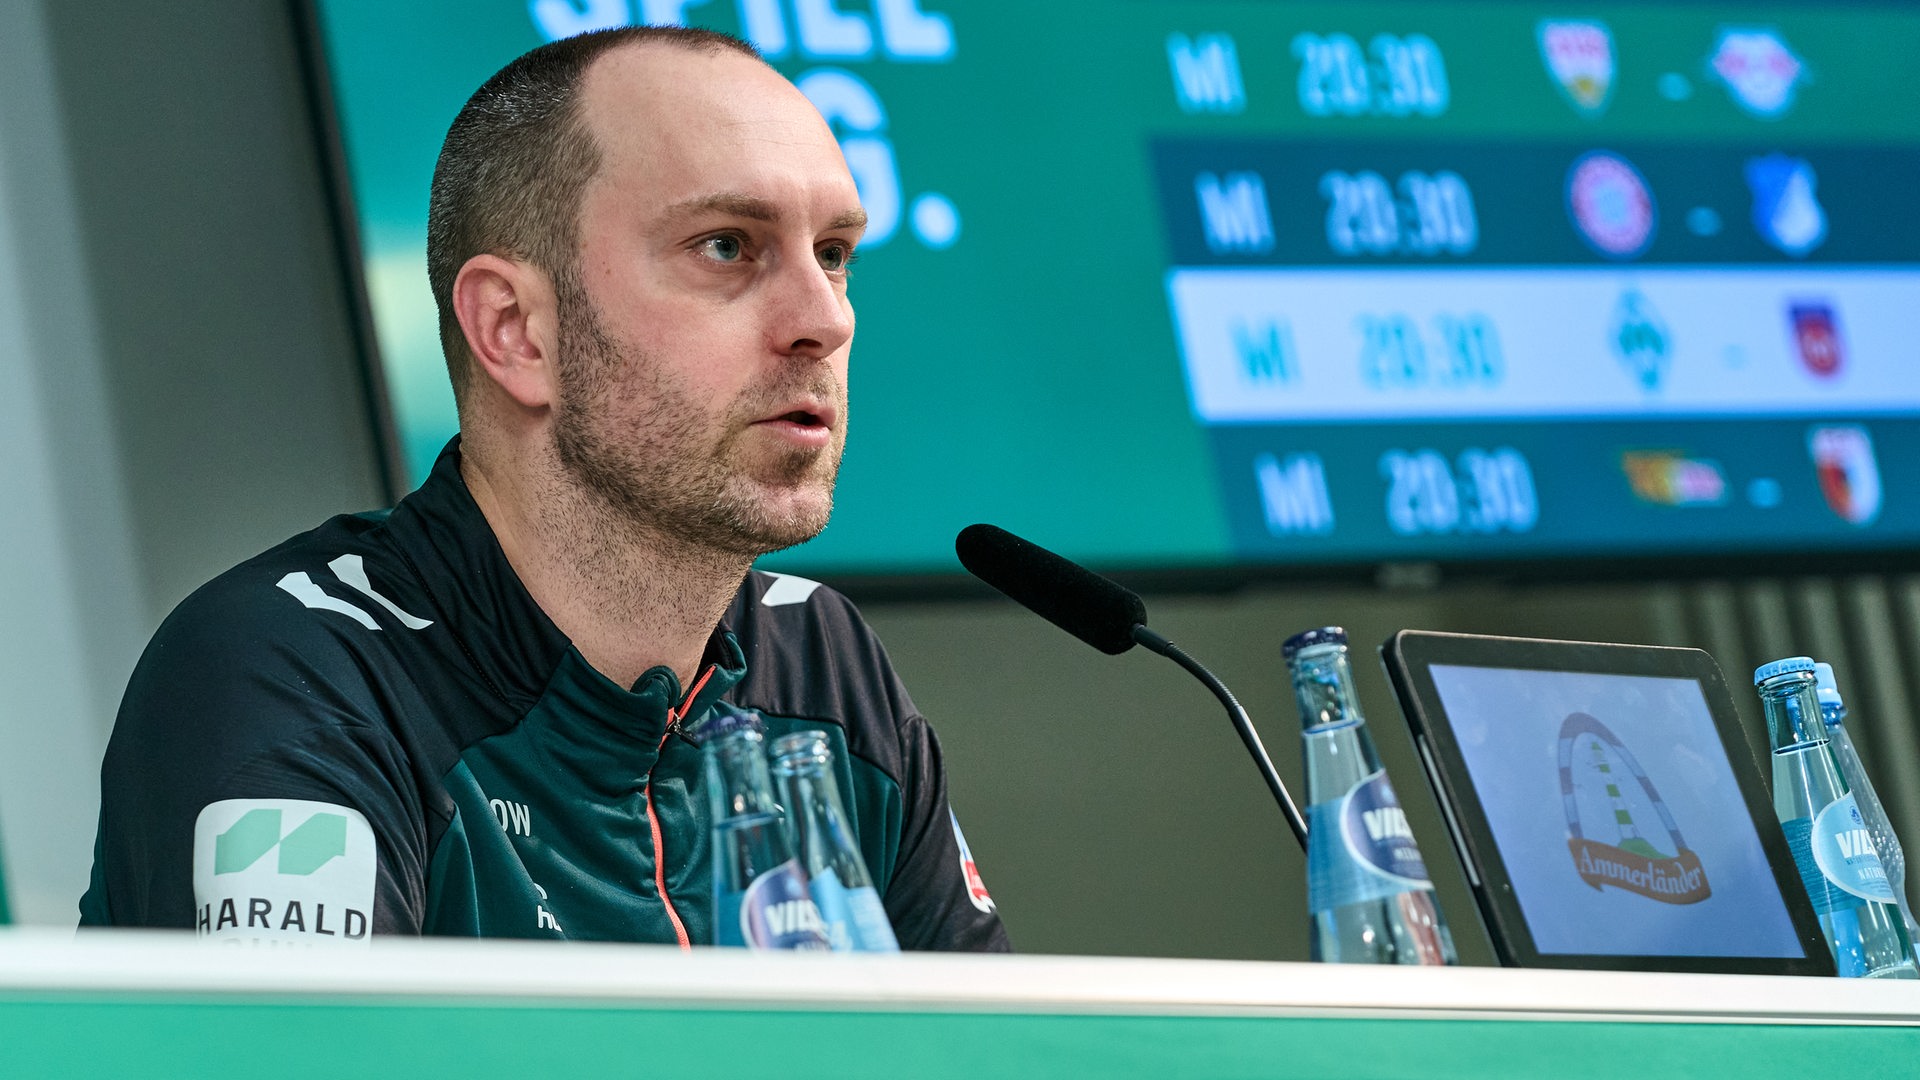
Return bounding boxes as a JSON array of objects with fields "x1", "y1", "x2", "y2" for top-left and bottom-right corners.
[
  {"x1": 1808, "y1": 794, "x2": 1897, "y2": 905},
  {"x1": 716, "y1": 858, "x2": 832, "y2": 950},
  {"x1": 1307, "y1": 771, "x2": 1433, "y2": 914}
]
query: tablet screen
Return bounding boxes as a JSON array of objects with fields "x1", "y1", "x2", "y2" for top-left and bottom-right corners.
[{"x1": 1428, "y1": 664, "x2": 1805, "y2": 958}]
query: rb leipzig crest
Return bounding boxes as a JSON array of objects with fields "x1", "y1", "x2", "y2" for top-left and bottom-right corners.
[
  {"x1": 1710, "y1": 28, "x2": 1804, "y2": 118},
  {"x1": 1809, "y1": 425, "x2": 1881, "y2": 527},
  {"x1": 1538, "y1": 20, "x2": 1615, "y2": 117},
  {"x1": 1787, "y1": 302, "x2": 1843, "y2": 379}
]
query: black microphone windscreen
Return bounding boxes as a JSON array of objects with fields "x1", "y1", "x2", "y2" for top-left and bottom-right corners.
[{"x1": 955, "y1": 524, "x2": 1146, "y2": 655}]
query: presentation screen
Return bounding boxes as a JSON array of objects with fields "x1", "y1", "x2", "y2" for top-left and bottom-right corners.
[{"x1": 308, "y1": 0, "x2": 1920, "y2": 581}]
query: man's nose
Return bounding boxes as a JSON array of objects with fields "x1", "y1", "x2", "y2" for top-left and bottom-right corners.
[{"x1": 768, "y1": 258, "x2": 855, "y2": 360}]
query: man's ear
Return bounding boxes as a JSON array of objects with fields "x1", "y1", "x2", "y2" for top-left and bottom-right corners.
[{"x1": 451, "y1": 254, "x2": 560, "y2": 409}]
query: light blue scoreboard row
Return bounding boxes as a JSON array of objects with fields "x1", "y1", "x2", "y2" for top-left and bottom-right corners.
[{"x1": 311, "y1": 0, "x2": 1920, "y2": 577}]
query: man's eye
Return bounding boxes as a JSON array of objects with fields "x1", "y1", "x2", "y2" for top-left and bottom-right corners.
[
  {"x1": 699, "y1": 235, "x2": 745, "y2": 262},
  {"x1": 819, "y1": 243, "x2": 859, "y2": 272}
]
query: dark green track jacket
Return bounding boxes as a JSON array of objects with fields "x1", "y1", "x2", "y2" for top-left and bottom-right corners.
[{"x1": 79, "y1": 441, "x2": 1009, "y2": 951}]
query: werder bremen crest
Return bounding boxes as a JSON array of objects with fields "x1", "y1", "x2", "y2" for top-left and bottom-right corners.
[
  {"x1": 1538, "y1": 20, "x2": 1615, "y2": 117},
  {"x1": 1611, "y1": 288, "x2": 1671, "y2": 391}
]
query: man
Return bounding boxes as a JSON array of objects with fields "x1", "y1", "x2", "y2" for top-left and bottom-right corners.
[{"x1": 79, "y1": 26, "x2": 1008, "y2": 951}]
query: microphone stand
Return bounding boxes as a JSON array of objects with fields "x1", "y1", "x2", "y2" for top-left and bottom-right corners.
[{"x1": 1132, "y1": 624, "x2": 1310, "y2": 851}]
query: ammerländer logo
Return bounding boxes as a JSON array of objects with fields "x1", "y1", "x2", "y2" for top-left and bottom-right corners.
[
  {"x1": 193, "y1": 798, "x2": 376, "y2": 945},
  {"x1": 1559, "y1": 713, "x2": 1711, "y2": 905}
]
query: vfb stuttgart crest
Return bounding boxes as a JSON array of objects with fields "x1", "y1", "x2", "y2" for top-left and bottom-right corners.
[
  {"x1": 1538, "y1": 20, "x2": 1614, "y2": 117},
  {"x1": 1788, "y1": 302, "x2": 1843, "y2": 378}
]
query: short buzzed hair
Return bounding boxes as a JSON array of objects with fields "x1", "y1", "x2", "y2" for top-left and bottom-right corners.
[{"x1": 425, "y1": 26, "x2": 762, "y2": 400}]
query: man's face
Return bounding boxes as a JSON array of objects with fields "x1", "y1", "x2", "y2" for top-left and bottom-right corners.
[{"x1": 550, "y1": 45, "x2": 864, "y2": 556}]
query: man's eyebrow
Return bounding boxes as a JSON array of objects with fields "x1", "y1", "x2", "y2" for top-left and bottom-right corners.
[
  {"x1": 662, "y1": 193, "x2": 780, "y2": 224},
  {"x1": 659, "y1": 194, "x2": 868, "y2": 234}
]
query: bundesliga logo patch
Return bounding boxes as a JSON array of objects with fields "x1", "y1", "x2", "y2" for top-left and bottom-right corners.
[
  {"x1": 193, "y1": 798, "x2": 377, "y2": 945},
  {"x1": 950, "y1": 809, "x2": 995, "y2": 914}
]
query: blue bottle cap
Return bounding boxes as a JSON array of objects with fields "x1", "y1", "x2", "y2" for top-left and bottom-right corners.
[
  {"x1": 1753, "y1": 656, "x2": 1816, "y2": 686},
  {"x1": 1282, "y1": 626, "x2": 1347, "y2": 659},
  {"x1": 1813, "y1": 662, "x2": 1844, "y2": 715},
  {"x1": 695, "y1": 706, "x2": 764, "y2": 742}
]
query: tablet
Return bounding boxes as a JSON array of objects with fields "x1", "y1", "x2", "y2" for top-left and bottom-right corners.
[{"x1": 1381, "y1": 631, "x2": 1834, "y2": 975}]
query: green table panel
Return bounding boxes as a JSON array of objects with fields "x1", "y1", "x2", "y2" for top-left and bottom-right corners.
[{"x1": 3, "y1": 996, "x2": 1915, "y2": 1079}]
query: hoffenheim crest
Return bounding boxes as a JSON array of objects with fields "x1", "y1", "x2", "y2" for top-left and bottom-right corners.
[
  {"x1": 1809, "y1": 426, "x2": 1881, "y2": 526},
  {"x1": 1745, "y1": 153, "x2": 1827, "y2": 257},
  {"x1": 1710, "y1": 28, "x2": 1804, "y2": 118},
  {"x1": 1539, "y1": 20, "x2": 1615, "y2": 117}
]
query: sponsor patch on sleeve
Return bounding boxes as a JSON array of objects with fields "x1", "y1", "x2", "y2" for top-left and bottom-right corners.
[
  {"x1": 950, "y1": 808, "x2": 995, "y2": 914},
  {"x1": 192, "y1": 798, "x2": 377, "y2": 945}
]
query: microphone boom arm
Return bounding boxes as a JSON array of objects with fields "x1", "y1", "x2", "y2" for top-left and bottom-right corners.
[{"x1": 1132, "y1": 624, "x2": 1310, "y2": 851}]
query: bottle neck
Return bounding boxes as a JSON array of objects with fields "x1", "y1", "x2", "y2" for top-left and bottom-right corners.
[
  {"x1": 1758, "y1": 672, "x2": 1827, "y2": 750},
  {"x1": 709, "y1": 731, "x2": 778, "y2": 819},
  {"x1": 1289, "y1": 643, "x2": 1365, "y2": 730}
]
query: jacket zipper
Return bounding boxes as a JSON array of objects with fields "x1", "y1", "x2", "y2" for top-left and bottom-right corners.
[{"x1": 649, "y1": 664, "x2": 716, "y2": 950}]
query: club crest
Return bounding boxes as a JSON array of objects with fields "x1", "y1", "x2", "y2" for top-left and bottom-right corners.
[
  {"x1": 1787, "y1": 302, "x2": 1843, "y2": 379},
  {"x1": 1809, "y1": 426, "x2": 1880, "y2": 526},
  {"x1": 1746, "y1": 153, "x2": 1827, "y2": 257},
  {"x1": 1611, "y1": 289, "x2": 1671, "y2": 392},
  {"x1": 1568, "y1": 151, "x2": 1657, "y2": 259},
  {"x1": 1538, "y1": 20, "x2": 1615, "y2": 117},
  {"x1": 1710, "y1": 28, "x2": 1804, "y2": 118}
]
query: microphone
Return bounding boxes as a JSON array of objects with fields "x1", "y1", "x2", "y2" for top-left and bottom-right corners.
[
  {"x1": 954, "y1": 523, "x2": 1145, "y2": 655},
  {"x1": 956, "y1": 524, "x2": 1309, "y2": 850}
]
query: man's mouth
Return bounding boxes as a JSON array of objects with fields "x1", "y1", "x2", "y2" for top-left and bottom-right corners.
[
  {"x1": 757, "y1": 397, "x2": 839, "y2": 431},
  {"x1": 751, "y1": 399, "x2": 839, "y2": 449}
]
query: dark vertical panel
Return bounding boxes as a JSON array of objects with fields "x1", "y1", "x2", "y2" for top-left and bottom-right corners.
[{"x1": 40, "y1": 0, "x2": 383, "y2": 622}]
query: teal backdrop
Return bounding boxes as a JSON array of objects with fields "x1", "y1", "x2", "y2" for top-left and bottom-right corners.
[{"x1": 310, "y1": 1, "x2": 1920, "y2": 578}]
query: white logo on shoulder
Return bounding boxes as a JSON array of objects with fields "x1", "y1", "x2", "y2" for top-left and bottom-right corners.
[
  {"x1": 193, "y1": 798, "x2": 377, "y2": 946},
  {"x1": 760, "y1": 572, "x2": 823, "y2": 607},
  {"x1": 276, "y1": 553, "x2": 434, "y2": 631}
]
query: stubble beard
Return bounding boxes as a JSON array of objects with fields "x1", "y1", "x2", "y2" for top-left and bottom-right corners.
[{"x1": 548, "y1": 273, "x2": 844, "y2": 559}]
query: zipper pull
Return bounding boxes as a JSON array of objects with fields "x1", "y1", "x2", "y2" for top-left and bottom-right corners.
[{"x1": 669, "y1": 664, "x2": 722, "y2": 745}]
